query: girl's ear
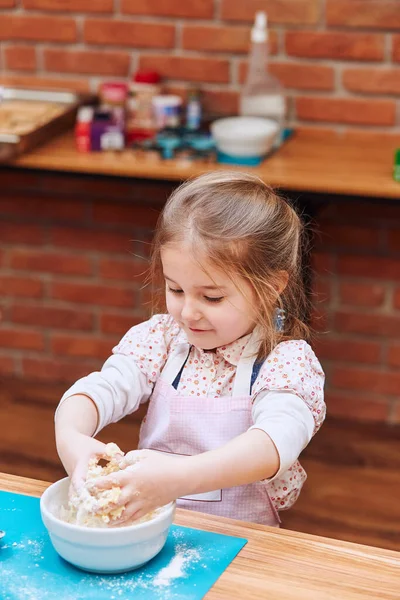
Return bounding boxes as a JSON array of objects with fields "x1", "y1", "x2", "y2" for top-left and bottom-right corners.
[{"x1": 275, "y1": 270, "x2": 289, "y2": 295}]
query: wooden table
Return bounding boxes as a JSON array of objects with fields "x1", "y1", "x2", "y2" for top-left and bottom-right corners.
[
  {"x1": 1, "y1": 472, "x2": 399, "y2": 599},
  {"x1": 9, "y1": 130, "x2": 400, "y2": 200}
]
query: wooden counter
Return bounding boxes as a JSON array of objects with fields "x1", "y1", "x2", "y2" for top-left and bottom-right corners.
[
  {"x1": 8, "y1": 130, "x2": 400, "y2": 200},
  {"x1": 1, "y1": 472, "x2": 399, "y2": 599}
]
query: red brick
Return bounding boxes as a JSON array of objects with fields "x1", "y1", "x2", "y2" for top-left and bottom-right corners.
[
  {"x1": 388, "y1": 343, "x2": 400, "y2": 367},
  {"x1": 331, "y1": 366, "x2": 400, "y2": 396},
  {"x1": 51, "y1": 227, "x2": 131, "y2": 254},
  {"x1": 327, "y1": 0, "x2": 400, "y2": 30},
  {"x1": 4, "y1": 45, "x2": 36, "y2": 71},
  {"x1": 44, "y1": 49, "x2": 130, "y2": 77},
  {"x1": 51, "y1": 281, "x2": 136, "y2": 308},
  {"x1": 10, "y1": 249, "x2": 92, "y2": 276},
  {"x1": 393, "y1": 36, "x2": 400, "y2": 62},
  {"x1": 392, "y1": 401, "x2": 400, "y2": 424},
  {"x1": 311, "y1": 252, "x2": 335, "y2": 275},
  {"x1": 339, "y1": 282, "x2": 386, "y2": 308},
  {"x1": 0, "y1": 0, "x2": 15, "y2": 5},
  {"x1": 285, "y1": 31, "x2": 384, "y2": 61},
  {"x1": 0, "y1": 356, "x2": 16, "y2": 376},
  {"x1": 139, "y1": 54, "x2": 230, "y2": 84},
  {"x1": 100, "y1": 312, "x2": 143, "y2": 335},
  {"x1": 93, "y1": 203, "x2": 160, "y2": 229},
  {"x1": 311, "y1": 278, "x2": 331, "y2": 304},
  {"x1": 52, "y1": 334, "x2": 114, "y2": 359},
  {"x1": 317, "y1": 223, "x2": 380, "y2": 250},
  {"x1": 337, "y1": 255, "x2": 400, "y2": 281},
  {"x1": 388, "y1": 230, "x2": 400, "y2": 253},
  {"x1": 221, "y1": 0, "x2": 320, "y2": 25},
  {"x1": 272, "y1": 62, "x2": 334, "y2": 91},
  {"x1": 0, "y1": 195, "x2": 86, "y2": 222},
  {"x1": 22, "y1": 357, "x2": 101, "y2": 383},
  {"x1": 0, "y1": 249, "x2": 4, "y2": 267},
  {"x1": 0, "y1": 276, "x2": 43, "y2": 299},
  {"x1": 239, "y1": 61, "x2": 334, "y2": 90},
  {"x1": 324, "y1": 391, "x2": 390, "y2": 422},
  {"x1": 84, "y1": 19, "x2": 175, "y2": 49},
  {"x1": 0, "y1": 15, "x2": 77, "y2": 42},
  {"x1": 121, "y1": 0, "x2": 213, "y2": 18},
  {"x1": 10, "y1": 304, "x2": 94, "y2": 331},
  {"x1": 343, "y1": 68, "x2": 400, "y2": 95},
  {"x1": 202, "y1": 89, "x2": 239, "y2": 117},
  {"x1": 313, "y1": 337, "x2": 381, "y2": 364},
  {"x1": 0, "y1": 222, "x2": 45, "y2": 245},
  {"x1": 23, "y1": 0, "x2": 113, "y2": 11},
  {"x1": 393, "y1": 288, "x2": 400, "y2": 309},
  {"x1": 0, "y1": 328, "x2": 44, "y2": 351},
  {"x1": 296, "y1": 97, "x2": 396, "y2": 126},
  {"x1": 183, "y1": 24, "x2": 278, "y2": 55},
  {"x1": 310, "y1": 307, "x2": 328, "y2": 333},
  {"x1": 334, "y1": 311, "x2": 400, "y2": 338},
  {"x1": 0, "y1": 75, "x2": 90, "y2": 93},
  {"x1": 99, "y1": 258, "x2": 148, "y2": 283}
]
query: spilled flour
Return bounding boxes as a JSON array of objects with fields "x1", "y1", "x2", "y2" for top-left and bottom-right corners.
[{"x1": 153, "y1": 546, "x2": 201, "y2": 587}]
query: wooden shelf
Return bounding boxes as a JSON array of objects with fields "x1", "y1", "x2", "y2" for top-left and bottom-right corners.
[{"x1": 8, "y1": 130, "x2": 400, "y2": 200}]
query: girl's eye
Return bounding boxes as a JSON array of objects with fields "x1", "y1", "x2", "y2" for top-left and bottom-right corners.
[
  {"x1": 205, "y1": 296, "x2": 224, "y2": 303},
  {"x1": 168, "y1": 287, "x2": 183, "y2": 294}
]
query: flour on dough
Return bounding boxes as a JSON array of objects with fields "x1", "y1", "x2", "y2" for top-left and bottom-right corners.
[{"x1": 62, "y1": 443, "x2": 147, "y2": 528}]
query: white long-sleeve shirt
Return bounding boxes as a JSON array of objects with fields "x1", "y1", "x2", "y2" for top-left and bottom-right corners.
[{"x1": 58, "y1": 314, "x2": 325, "y2": 510}]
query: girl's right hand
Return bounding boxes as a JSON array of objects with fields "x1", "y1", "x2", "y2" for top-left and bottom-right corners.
[{"x1": 56, "y1": 431, "x2": 108, "y2": 497}]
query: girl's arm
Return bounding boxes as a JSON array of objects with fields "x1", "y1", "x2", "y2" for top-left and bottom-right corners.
[
  {"x1": 181, "y1": 429, "x2": 279, "y2": 494},
  {"x1": 55, "y1": 394, "x2": 109, "y2": 489}
]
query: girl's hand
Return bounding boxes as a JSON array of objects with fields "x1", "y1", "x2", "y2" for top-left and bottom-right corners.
[
  {"x1": 88, "y1": 450, "x2": 189, "y2": 524},
  {"x1": 56, "y1": 431, "x2": 110, "y2": 497}
]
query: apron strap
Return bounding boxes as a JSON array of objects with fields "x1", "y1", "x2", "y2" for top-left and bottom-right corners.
[
  {"x1": 250, "y1": 360, "x2": 264, "y2": 394},
  {"x1": 171, "y1": 349, "x2": 191, "y2": 390},
  {"x1": 171, "y1": 351, "x2": 263, "y2": 393},
  {"x1": 160, "y1": 342, "x2": 191, "y2": 385}
]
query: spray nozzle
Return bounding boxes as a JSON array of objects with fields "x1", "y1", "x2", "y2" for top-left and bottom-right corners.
[{"x1": 251, "y1": 11, "x2": 268, "y2": 43}]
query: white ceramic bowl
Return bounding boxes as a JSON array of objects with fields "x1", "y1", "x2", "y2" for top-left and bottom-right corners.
[
  {"x1": 40, "y1": 478, "x2": 176, "y2": 574},
  {"x1": 210, "y1": 116, "x2": 279, "y2": 158}
]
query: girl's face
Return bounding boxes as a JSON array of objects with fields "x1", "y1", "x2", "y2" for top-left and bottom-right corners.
[{"x1": 161, "y1": 244, "x2": 257, "y2": 350}]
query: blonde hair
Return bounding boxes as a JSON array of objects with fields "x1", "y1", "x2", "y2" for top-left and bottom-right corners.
[{"x1": 148, "y1": 171, "x2": 310, "y2": 359}]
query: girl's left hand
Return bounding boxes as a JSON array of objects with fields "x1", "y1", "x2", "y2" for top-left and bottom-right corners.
[{"x1": 87, "y1": 449, "x2": 189, "y2": 524}]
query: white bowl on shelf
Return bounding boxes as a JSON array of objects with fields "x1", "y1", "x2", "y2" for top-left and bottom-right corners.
[
  {"x1": 40, "y1": 477, "x2": 175, "y2": 574},
  {"x1": 210, "y1": 116, "x2": 279, "y2": 158}
]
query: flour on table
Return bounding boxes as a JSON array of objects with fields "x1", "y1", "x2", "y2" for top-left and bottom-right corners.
[{"x1": 153, "y1": 545, "x2": 201, "y2": 587}]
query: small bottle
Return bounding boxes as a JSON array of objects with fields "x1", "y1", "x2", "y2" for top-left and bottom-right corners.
[
  {"x1": 74, "y1": 106, "x2": 93, "y2": 153},
  {"x1": 240, "y1": 11, "x2": 285, "y2": 147},
  {"x1": 127, "y1": 70, "x2": 161, "y2": 143},
  {"x1": 186, "y1": 87, "x2": 202, "y2": 131}
]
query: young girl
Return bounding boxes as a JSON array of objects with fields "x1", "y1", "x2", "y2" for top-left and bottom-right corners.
[{"x1": 55, "y1": 171, "x2": 325, "y2": 527}]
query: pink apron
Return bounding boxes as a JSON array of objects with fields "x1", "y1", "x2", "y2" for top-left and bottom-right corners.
[{"x1": 138, "y1": 339, "x2": 280, "y2": 526}]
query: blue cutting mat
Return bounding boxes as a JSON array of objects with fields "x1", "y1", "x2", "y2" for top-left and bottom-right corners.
[{"x1": 0, "y1": 490, "x2": 247, "y2": 599}]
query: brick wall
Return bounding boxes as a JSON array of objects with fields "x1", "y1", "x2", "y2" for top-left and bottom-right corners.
[
  {"x1": 312, "y1": 200, "x2": 400, "y2": 425},
  {"x1": 1, "y1": 0, "x2": 400, "y2": 134},
  {"x1": 0, "y1": 171, "x2": 400, "y2": 426}
]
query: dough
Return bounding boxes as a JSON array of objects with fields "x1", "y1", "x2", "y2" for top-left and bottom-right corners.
[{"x1": 61, "y1": 443, "x2": 160, "y2": 528}]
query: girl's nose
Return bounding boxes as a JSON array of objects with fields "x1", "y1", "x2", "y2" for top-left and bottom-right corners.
[{"x1": 181, "y1": 298, "x2": 201, "y2": 322}]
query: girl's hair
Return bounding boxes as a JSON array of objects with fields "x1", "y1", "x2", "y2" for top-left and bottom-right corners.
[{"x1": 148, "y1": 171, "x2": 311, "y2": 359}]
